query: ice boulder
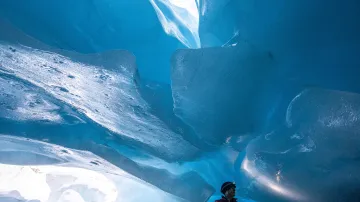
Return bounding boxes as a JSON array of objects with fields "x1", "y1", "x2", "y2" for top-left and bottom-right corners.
[
  {"x1": 0, "y1": 33, "x2": 200, "y2": 162},
  {"x1": 242, "y1": 88, "x2": 360, "y2": 201},
  {"x1": 171, "y1": 42, "x2": 275, "y2": 146}
]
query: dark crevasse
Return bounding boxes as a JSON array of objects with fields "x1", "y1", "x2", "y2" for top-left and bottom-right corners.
[{"x1": 1, "y1": 0, "x2": 360, "y2": 202}]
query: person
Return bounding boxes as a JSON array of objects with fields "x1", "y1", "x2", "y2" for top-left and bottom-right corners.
[{"x1": 215, "y1": 182, "x2": 237, "y2": 202}]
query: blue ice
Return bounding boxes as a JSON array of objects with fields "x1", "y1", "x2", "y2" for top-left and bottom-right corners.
[{"x1": 0, "y1": 0, "x2": 360, "y2": 201}]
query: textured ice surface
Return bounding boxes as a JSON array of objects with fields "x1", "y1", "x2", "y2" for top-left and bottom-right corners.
[
  {"x1": 0, "y1": 76, "x2": 63, "y2": 122},
  {"x1": 242, "y1": 89, "x2": 360, "y2": 201},
  {"x1": 0, "y1": 42, "x2": 199, "y2": 161},
  {"x1": 0, "y1": 0, "x2": 186, "y2": 83},
  {"x1": 0, "y1": 23, "x2": 215, "y2": 202},
  {"x1": 0, "y1": 42, "x2": 217, "y2": 201},
  {"x1": 171, "y1": 43, "x2": 275, "y2": 145}
]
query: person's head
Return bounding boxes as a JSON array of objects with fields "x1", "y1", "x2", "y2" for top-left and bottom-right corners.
[{"x1": 221, "y1": 182, "x2": 236, "y2": 199}]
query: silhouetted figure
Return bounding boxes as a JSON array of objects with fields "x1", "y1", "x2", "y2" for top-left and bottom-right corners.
[{"x1": 215, "y1": 182, "x2": 237, "y2": 202}]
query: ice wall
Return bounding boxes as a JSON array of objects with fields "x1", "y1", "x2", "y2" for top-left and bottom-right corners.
[
  {"x1": 0, "y1": 20, "x2": 214, "y2": 202},
  {"x1": 242, "y1": 88, "x2": 360, "y2": 201},
  {"x1": 0, "y1": 0, "x2": 186, "y2": 83},
  {"x1": 171, "y1": 43, "x2": 275, "y2": 146}
]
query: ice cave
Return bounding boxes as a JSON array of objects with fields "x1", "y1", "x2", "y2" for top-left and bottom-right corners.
[{"x1": 0, "y1": 0, "x2": 360, "y2": 201}]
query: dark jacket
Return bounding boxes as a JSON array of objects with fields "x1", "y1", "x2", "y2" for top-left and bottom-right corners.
[{"x1": 215, "y1": 196, "x2": 238, "y2": 202}]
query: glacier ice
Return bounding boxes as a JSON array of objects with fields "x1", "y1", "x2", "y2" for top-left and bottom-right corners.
[
  {"x1": 0, "y1": 21, "x2": 215, "y2": 202},
  {"x1": 242, "y1": 89, "x2": 360, "y2": 201},
  {"x1": 0, "y1": 135, "x2": 186, "y2": 202},
  {"x1": 171, "y1": 43, "x2": 275, "y2": 145},
  {"x1": 0, "y1": 75, "x2": 64, "y2": 123},
  {"x1": 1, "y1": 0, "x2": 360, "y2": 201},
  {"x1": 0, "y1": 0, "x2": 185, "y2": 83},
  {"x1": 0, "y1": 35, "x2": 199, "y2": 162},
  {"x1": 198, "y1": 0, "x2": 360, "y2": 49},
  {"x1": 149, "y1": 0, "x2": 200, "y2": 48}
]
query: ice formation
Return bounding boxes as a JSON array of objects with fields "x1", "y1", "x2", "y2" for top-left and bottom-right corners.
[{"x1": 1, "y1": 0, "x2": 360, "y2": 202}]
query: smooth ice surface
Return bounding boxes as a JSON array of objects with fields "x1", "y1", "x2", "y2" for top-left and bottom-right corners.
[
  {"x1": 242, "y1": 89, "x2": 360, "y2": 201},
  {"x1": 198, "y1": 0, "x2": 360, "y2": 49},
  {"x1": 149, "y1": 0, "x2": 200, "y2": 48},
  {"x1": 0, "y1": 135, "x2": 184, "y2": 202},
  {"x1": 171, "y1": 43, "x2": 275, "y2": 145}
]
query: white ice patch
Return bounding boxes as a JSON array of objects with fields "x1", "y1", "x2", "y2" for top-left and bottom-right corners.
[
  {"x1": 149, "y1": 0, "x2": 200, "y2": 48},
  {"x1": 0, "y1": 77, "x2": 62, "y2": 122},
  {"x1": 298, "y1": 137, "x2": 315, "y2": 153},
  {"x1": 290, "y1": 133, "x2": 303, "y2": 140},
  {"x1": 0, "y1": 135, "x2": 183, "y2": 202},
  {"x1": 318, "y1": 101, "x2": 360, "y2": 128},
  {"x1": 0, "y1": 164, "x2": 117, "y2": 202}
]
